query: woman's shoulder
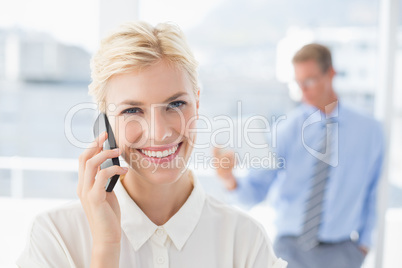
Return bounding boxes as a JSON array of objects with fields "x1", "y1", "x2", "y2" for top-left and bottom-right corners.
[
  {"x1": 201, "y1": 194, "x2": 287, "y2": 267},
  {"x1": 26, "y1": 200, "x2": 91, "y2": 246},
  {"x1": 17, "y1": 200, "x2": 92, "y2": 267},
  {"x1": 202, "y1": 194, "x2": 268, "y2": 235},
  {"x1": 32, "y1": 200, "x2": 86, "y2": 227}
]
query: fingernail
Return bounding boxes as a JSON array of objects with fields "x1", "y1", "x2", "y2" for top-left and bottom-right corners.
[
  {"x1": 122, "y1": 167, "x2": 128, "y2": 172},
  {"x1": 113, "y1": 148, "x2": 120, "y2": 153}
]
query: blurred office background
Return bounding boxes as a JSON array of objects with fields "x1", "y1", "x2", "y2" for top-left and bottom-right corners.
[{"x1": 0, "y1": 0, "x2": 401, "y2": 267}]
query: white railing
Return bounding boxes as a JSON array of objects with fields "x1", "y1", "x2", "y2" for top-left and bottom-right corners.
[{"x1": 0, "y1": 156, "x2": 78, "y2": 198}]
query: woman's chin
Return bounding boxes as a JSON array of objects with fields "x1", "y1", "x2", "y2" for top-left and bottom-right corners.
[{"x1": 140, "y1": 167, "x2": 188, "y2": 185}]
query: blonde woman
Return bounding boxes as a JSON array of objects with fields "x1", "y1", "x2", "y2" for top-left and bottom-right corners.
[{"x1": 17, "y1": 21, "x2": 287, "y2": 268}]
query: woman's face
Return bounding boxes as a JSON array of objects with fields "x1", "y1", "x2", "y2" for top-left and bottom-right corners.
[{"x1": 105, "y1": 60, "x2": 199, "y2": 185}]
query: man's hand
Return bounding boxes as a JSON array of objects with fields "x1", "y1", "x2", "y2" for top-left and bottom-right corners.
[
  {"x1": 212, "y1": 147, "x2": 237, "y2": 191},
  {"x1": 359, "y1": 246, "x2": 369, "y2": 256}
]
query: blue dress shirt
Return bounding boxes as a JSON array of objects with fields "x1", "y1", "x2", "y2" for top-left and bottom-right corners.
[{"x1": 230, "y1": 102, "x2": 384, "y2": 249}]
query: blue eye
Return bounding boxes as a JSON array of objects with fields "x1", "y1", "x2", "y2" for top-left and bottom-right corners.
[
  {"x1": 167, "y1": 101, "x2": 186, "y2": 110},
  {"x1": 122, "y1": 107, "x2": 142, "y2": 114}
]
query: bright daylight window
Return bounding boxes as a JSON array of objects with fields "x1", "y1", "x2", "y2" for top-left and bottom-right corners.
[{"x1": 1, "y1": 0, "x2": 401, "y2": 267}]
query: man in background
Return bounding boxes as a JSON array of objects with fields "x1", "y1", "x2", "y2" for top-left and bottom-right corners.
[{"x1": 213, "y1": 44, "x2": 384, "y2": 268}]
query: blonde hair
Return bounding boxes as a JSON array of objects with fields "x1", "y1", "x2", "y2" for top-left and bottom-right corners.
[
  {"x1": 292, "y1": 43, "x2": 332, "y2": 73},
  {"x1": 88, "y1": 21, "x2": 199, "y2": 113}
]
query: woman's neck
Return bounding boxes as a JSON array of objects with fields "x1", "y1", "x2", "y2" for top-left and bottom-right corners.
[{"x1": 120, "y1": 169, "x2": 193, "y2": 226}]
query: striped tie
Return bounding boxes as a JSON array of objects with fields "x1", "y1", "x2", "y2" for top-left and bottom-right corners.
[{"x1": 298, "y1": 118, "x2": 335, "y2": 250}]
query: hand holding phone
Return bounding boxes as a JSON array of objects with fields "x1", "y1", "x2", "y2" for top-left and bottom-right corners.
[
  {"x1": 93, "y1": 113, "x2": 121, "y2": 192},
  {"x1": 77, "y1": 130, "x2": 127, "y2": 262}
]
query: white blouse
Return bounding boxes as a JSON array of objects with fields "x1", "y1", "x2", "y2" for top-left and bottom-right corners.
[{"x1": 17, "y1": 172, "x2": 287, "y2": 268}]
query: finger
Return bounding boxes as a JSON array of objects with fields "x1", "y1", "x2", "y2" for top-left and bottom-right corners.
[
  {"x1": 93, "y1": 165, "x2": 128, "y2": 192},
  {"x1": 81, "y1": 131, "x2": 108, "y2": 163},
  {"x1": 77, "y1": 131, "x2": 108, "y2": 196},
  {"x1": 224, "y1": 151, "x2": 235, "y2": 163},
  {"x1": 219, "y1": 149, "x2": 234, "y2": 161},
  {"x1": 213, "y1": 149, "x2": 230, "y2": 169},
  {"x1": 78, "y1": 132, "x2": 107, "y2": 181},
  {"x1": 82, "y1": 148, "x2": 122, "y2": 193},
  {"x1": 212, "y1": 147, "x2": 220, "y2": 157},
  {"x1": 221, "y1": 149, "x2": 234, "y2": 157}
]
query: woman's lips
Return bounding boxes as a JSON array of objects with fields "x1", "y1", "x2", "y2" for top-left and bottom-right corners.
[{"x1": 136, "y1": 142, "x2": 183, "y2": 164}]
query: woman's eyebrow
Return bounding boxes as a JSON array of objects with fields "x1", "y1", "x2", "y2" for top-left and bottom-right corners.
[
  {"x1": 117, "y1": 100, "x2": 144, "y2": 106},
  {"x1": 163, "y1": 92, "x2": 188, "y2": 103},
  {"x1": 117, "y1": 92, "x2": 188, "y2": 107}
]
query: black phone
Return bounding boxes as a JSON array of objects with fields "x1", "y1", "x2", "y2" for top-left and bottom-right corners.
[{"x1": 93, "y1": 113, "x2": 120, "y2": 192}]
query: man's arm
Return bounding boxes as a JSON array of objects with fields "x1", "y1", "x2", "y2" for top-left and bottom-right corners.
[
  {"x1": 227, "y1": 168, "x2": 278, "y2": 208},
  {"x1": 213, "y1": 115, "x2": 289, "y2": 208},
  {"x1": 358, "y1": 126, "x2": 385, "y2": 251}
]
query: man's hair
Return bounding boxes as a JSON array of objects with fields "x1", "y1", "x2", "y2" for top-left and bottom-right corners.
[
  {"x1": 292, "y1": 43, "x2": 333, "y2": 73},
  {"x1": 88, "y1": 21, "x2": 199, "y2": 113}
]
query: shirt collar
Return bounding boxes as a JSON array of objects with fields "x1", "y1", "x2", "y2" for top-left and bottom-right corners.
[
  {"x1": 114, "y1": 170, "x2": 206, "y2": 252},
  {"x1": 300, "y1": 101, "x2": 340, "y2": 124}
]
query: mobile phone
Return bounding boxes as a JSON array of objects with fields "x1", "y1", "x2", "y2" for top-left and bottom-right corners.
[{"x1": 93, "y1": 113, "x2": 120, "y2": 192}]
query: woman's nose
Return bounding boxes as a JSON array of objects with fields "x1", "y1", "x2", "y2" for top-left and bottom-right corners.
[{"x1": 148, "y1": 109, "x2": 173, "y2": 142}]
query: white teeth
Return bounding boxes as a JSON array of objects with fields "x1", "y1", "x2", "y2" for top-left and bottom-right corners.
[{"x1": 140, "y1": 144, "x2": 180, "y2": 158}]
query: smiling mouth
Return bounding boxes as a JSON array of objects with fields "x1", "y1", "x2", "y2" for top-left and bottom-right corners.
[{"x1": 137, "y1": 142, "x2": 183, "y2": 159}]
